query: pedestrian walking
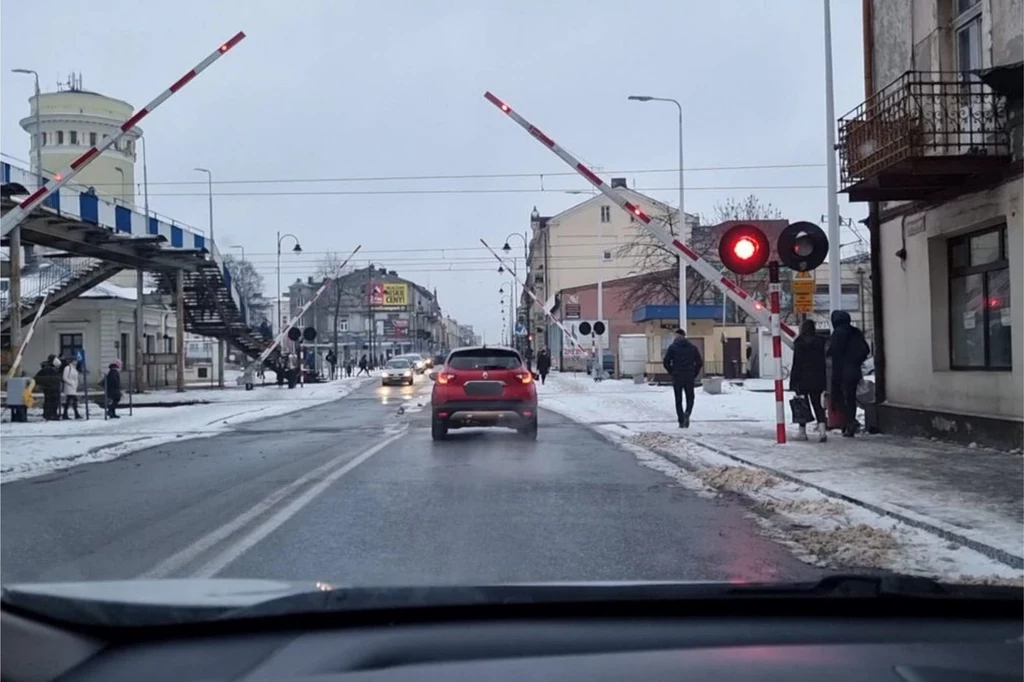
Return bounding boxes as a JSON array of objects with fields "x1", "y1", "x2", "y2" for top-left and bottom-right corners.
[
  {"x1": 662, "y1": 328, "x2": 703, "y2": 428},
  {"x1": 326, "y1": 350, "x2": 337, "y2": 380},
  {"x1": 61, "y1": 358, "x2": 83, "y2": 420},
  {"x1": 34, "y1": 356, "x2": 61, "y2": 420},
  {"x1": 357, "y1": 354, "x2": 370, "y2": 376},
  {"x1": 536, "y1": 349, "x2": 551, "y2": 385},
  {"x1": 104, "y1": 360, "x2": 123, "y2": 419},
  {"x1": 827, "y1": 310, "x2": 871, "y2": 437},
  {"x1": 789, "y1": 319, "x2": 827, "y2": 442}
]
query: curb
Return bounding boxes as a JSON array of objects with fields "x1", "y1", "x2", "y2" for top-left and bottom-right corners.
[{"x1": 668, "y1": 434, "x2": 1024, "y2": 570}]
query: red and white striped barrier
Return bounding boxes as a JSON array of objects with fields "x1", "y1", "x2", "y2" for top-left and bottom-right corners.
[
  {"x1": 483, "y1": 91, "x2": 797, "y2": 349},
  {"x1": 479, "y1": 239, "x2": 588, "y2": 354},
  {"x1": 768, "y1": 262, "x2": 786, "y2": 444},
  {"x1": 1, "y1": 32, "x2": 246, "y2": 238}
]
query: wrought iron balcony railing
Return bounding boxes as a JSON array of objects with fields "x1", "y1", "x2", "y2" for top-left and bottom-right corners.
[{"x1": 838, "y1": 70, "x2": 1011, "y2": 199}]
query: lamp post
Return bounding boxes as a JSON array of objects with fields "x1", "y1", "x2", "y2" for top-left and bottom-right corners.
[
  {"x1": 135, "y1": 135, "x2": 149, "y2": 393},
  {"x1": 276, "y1": 232, "x2": 302, "y2": 349},
  {"x1": 502, "y1": 231, "x2": 529, "y2": 351},
  {"x1": 8, "y1": 69, "x2": 41, "y2": 358},
  {"x1": 628, "y1": 94, "x2": 687, "y2": 332},
  {"x1": 193, "y1": 168, "x2": 222, "y2": 385}
]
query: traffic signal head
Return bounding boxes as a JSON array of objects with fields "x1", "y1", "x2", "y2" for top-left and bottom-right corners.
[
  {"x1": 778, "y1": 221, "x2": 829, "y2": 272},
  {"x1": 719, "y1": 223, "x2": 771, "y2": 275}
]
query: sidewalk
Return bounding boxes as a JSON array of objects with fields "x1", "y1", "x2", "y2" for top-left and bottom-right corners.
[
  {"x1": 539, "y1": 372, "x2": 1023, "y2": 580},
  {"x1": 0, "y1": 376, "x2": 374, "y2": 484}
]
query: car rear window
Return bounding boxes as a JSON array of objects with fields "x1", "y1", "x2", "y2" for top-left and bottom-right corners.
[{"x1": 448, "y1": 349, "x2": 521, "y2": 370}]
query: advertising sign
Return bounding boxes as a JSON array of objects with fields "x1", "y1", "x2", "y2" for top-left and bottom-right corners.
[
  {"x1": 792, "y1": 271, "x2": 815, "y2": 314},
  {"x1": 370, "y1": 281, "x2": 409, "y2": 310}
]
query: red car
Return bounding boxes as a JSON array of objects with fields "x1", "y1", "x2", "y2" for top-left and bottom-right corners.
[{"x1": 430, "y1": 346, "x2": 538, "y2": 441}]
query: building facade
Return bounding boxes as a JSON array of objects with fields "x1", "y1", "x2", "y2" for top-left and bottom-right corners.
[
  {"x1": 839, "y1": 0, "x2": 1022, "y2": 447},
  {"x1": 525, "y1": 179, "x2": 693, "y2": 352},
  {"x1": 19, "y1": 76, "x2": 141, "y2": 204},
  {"x1": 287, "y1": 266, "x2": 445, "y2": 362}
]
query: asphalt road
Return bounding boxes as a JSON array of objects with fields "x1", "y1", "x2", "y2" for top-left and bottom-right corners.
[{"x1": 1, "y1": 376, "x2": 823, "y2": 585}]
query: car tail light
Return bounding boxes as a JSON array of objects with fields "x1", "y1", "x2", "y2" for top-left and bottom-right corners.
[
  {"x1": 514, "y1": 371, "x2": 533, "y2": 384},
  {"x1": 436, "y1": 372, "x2": 456, "y2": 385}
]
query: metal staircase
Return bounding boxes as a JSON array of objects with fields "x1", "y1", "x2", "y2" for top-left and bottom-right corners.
[
  {"x1": 1, "y1": 256, "x2": 124, "y2": 341},
  {"x1": 154, "y1": 265, "x2": 273, "y2": 360}
]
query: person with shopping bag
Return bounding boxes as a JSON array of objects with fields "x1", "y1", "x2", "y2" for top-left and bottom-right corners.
[{"x1": 789, "y1": 319, "x2": 828, "y2": 442}]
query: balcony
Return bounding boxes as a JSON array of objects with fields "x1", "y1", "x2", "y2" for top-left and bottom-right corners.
[{"x1": 838, "y1": 70, "x2": 1012, "y2": 203}]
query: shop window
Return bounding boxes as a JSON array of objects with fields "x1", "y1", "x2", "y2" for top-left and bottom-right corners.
[{"x1": 949, "y1": 225, "x2": 1011, "y2": 370}]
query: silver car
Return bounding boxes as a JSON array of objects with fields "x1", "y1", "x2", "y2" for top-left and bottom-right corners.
[{"x1": 381, "y1": 358, "x2": 415, "y2": 386}]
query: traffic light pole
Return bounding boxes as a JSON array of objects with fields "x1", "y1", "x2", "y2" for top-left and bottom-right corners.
[
  {"x1": 483, "y1": 91, "x2": 797, "y2": 349},
  {"x1": 768, "y1": 261, "x2": 786, "y2": 444}
]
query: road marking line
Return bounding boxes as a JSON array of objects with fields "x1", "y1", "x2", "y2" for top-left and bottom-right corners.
[
  {"x1": 189, "y1": 428, "x2": 406, "y2": 578},
  {"x1": 138, "y1": 428, "x2": 406, "y2": 579}
]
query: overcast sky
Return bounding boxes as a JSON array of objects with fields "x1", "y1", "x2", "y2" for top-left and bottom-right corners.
[{"x1": 1, "y1": 0, "x2": 866, "y2": 342}]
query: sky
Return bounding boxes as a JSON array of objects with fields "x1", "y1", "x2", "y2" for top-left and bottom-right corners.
[{"x1": 1, "y1": 0, "x2": 867, "y2": 343}]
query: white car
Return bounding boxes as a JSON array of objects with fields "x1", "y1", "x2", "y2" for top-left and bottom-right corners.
[
  {"x1": 381, "y1": 359, "x2": 415, "y2": 386},
  {"x1": 396, "y1": 354, "x2": 427, "y2": 373}
]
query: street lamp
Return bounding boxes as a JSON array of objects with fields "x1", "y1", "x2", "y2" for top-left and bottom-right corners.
[
  {"x1": 9, "y1": 68, "x2": 41, "y2": 356},
  {"x1": 276, "y1": 232, "x2": 302, "y2": 346},
  {"x1": 628, "y1": 94, "x2": 687, "y2": 332}
]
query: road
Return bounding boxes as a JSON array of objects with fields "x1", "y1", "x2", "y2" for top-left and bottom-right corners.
[{"x1": 1, "y1": 376, "x2": 823, "y2": 585}]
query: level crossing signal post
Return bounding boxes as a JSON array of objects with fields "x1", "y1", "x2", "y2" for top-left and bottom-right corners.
[{"x1": 718, "y1": 221, "x2": 830, "y2": 445}]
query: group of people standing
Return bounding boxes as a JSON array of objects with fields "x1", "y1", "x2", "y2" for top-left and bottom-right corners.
[
  {"x1": 31, "y1": 355, "x2": 123, "y2": 420},
  {"x1": 663, "y1": 310, "x2": 870, "y2": 438}
]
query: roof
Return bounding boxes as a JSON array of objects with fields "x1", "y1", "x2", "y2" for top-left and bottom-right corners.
[
  {"x1": 543, "y1": 187, "x2": 684, "y2": 227},
  {"x1": 632, "y1": 304, "x2": 729, "y2": 324},
  {"x1": 80, "y1": 282, "x2": 157, "y2": 301}
]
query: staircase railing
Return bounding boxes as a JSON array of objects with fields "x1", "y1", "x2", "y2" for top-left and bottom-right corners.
[{"x1": 0, "y1": 256, "x2": 100, "y2": 320}]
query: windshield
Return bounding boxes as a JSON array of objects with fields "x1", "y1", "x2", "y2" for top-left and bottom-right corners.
[
  {"x1": 1, "y1": 0, "x2": 1021, "y2": 630},
  {"x1": 447, "y1": 349, "x2": 521, "y2": 370}
]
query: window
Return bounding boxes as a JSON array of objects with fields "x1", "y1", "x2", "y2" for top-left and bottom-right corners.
[
  {"x1": 949, "y1": 225, "x2": 1011, "y2": 370},
  {"x1": 953, "y1": 0, "x2": 982, "y2": 72},
  {"x1": 69, "y1": 131, "x2": 78, "y2": 145},
  {"x1": 89, "y1": 132, "x2": 97, "y2": 146},
  {"x1": 59, "y1": 333, "x2": 83, "y2": 361},
  {"x1": 447, "y1": 348, "x2": 521, "y2": 370},
  {"x1": 600, "y1": 206, "x2": 611, "y2": 223},
  {"x1": 56, "y1": 131, "x2": 64, "y2": 145},
  {"x1": 40, "y1": 132, "x2": 47, "y2": 146},
  {"x1": 602, "y1": 250, "x2": 613, "y2": 262},
  {"x1": 339, "y1": 317, "x2": 349, "y2": 332}
]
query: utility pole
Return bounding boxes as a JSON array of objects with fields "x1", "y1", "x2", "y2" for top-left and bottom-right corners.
[
  {"x1": 823, "y1": 0, "x2": 842, "y2": 314},
  {"x1": 136, "y1": 136, "x2": 149, "y2": 393},
  {"x1": 8, "y1": 68, "x2": 42, "y2": 362},
  {"x1": 175, "y1": 272, "x2": 185, "y2": 392},
  {"x1": 194, "y1": 167, "x2": 222, "y2": 387}
]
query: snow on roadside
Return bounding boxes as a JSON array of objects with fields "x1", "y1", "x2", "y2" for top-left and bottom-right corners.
[
  {"x1": 540, "y1": 373, "x2": 1023, "y2": 585},
  {"x1": 0, "y1": 377, "x2": 374, "y2": 484}
]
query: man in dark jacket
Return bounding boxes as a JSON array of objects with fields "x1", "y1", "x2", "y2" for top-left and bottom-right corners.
[
  {"x1": 34, "y1": 356, "x2": 61, "y2": 421},
  {"x1": 536, "y1": 349, "x2": 551, "y2": 384},
  {"x1": 105, "y1": 361, "x2": 123, "y2": 419},
  {"x1": 827, "y1": 310, "x2": 870, "y2": 437},
  {"x1": 663, "y1": 329, "x2": 703, "y2": 428}
]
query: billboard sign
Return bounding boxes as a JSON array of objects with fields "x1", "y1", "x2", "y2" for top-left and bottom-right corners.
[{"x1": 370, "y1": 281, "x2": 409, "y2": 310}]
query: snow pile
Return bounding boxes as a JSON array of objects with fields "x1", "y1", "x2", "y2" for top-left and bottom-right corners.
[
  {"x1": 539, "y1": 373, "x2": 1023, "y2": 583},
  {"x1": 793, "y1": 524, "x2": 899, "y2": 568},
  {"x1": 1, "y1": 376, "x2": 375, "y2": 483}
]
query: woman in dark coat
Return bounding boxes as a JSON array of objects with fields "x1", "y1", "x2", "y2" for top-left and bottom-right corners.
[
  {"x1": 104, "y1": 360, "x2": 123, "y2": 419},
  {"x1": 34, "y1": 356, "x2": 61, "y2": 420},
  {"x1": 535, "y1": 349, "x2": 552, "y2": 384},
  {"x1": 789, "y1": 319, "x2": 827, "y2": 441}
]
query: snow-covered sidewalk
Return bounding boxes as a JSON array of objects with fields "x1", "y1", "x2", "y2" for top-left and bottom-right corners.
[
  {"x1": 0, "y1": 376, "x2": 373, "y2": 484},
  {"x1": 538, "y1": 372, "x2": 1023, "y2": 583}
]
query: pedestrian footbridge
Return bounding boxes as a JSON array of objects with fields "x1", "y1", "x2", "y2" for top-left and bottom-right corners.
[{"x1": 1, "y1": 159, "x2": 270, "y2": 359}]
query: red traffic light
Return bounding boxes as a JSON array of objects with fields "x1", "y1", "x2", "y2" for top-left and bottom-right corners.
[{"x1": 719, "y1": 223, "x2": 770, "y2": 275}]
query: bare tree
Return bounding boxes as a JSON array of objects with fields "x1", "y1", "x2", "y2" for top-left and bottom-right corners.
[
  {"x1": 222, "y1": 254, "x2": 269, "y2": 322},
  {"x1": 315, "y1": 252, "x2": 357, "y2": 362},
  {"x1": 616, "y1": 194, "x2": 784, "y2": 312}
]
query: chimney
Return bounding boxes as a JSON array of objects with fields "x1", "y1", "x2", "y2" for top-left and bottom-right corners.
[{"x1": 610, "y1": 178, "x2": 627, "y2": 189}]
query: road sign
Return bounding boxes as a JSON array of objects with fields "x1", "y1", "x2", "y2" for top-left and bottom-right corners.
[
  {"x1": 792, "y1": 271, "x2": 816, "y2": 313},
  {"x1": 514, "y1": 323, "x2": 527, "y2": 336}
]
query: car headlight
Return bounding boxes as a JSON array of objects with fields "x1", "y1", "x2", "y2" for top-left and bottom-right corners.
[{"x1": 404, "y1": 370, "x2": 412, "y2": 377}]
